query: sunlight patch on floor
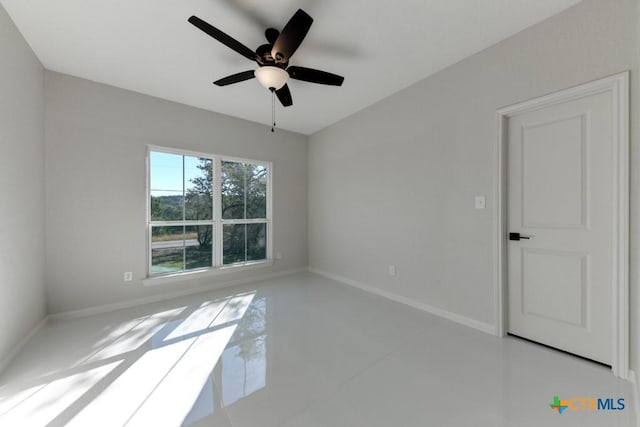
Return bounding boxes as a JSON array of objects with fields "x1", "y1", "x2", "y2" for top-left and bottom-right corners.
[
  {"x1": 0, "y1": 361, "x2": 121, "y2": 426},
  {"x1": 85, "y1": 307, "x2": 188, "y2": 363},
  {"x1": 127, "y1": 325, "x2": 237, "y2": 426},
  {"x1": 212, "y1": 293, "x2": 255, "y2": 327},
  {"x1": 165, "y1": 299, "x2": 230, "y2": 342}
]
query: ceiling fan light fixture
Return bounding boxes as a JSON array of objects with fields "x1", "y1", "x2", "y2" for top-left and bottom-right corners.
[
  {"x1": 189, "y1": 10, "x2": 344, "y2": 112},
  {"x1": 255, "y1": 66, "x2": 288, "y2": 90}
]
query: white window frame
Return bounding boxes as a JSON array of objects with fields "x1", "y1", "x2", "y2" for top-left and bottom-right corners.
[{"x1": 145, "y1": 145, "x2": 273, "y2": 282}]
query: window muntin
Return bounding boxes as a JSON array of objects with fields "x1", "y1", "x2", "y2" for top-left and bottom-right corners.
[{"x1": 148, "y1": 148, "x2": 270, "y2": 277}]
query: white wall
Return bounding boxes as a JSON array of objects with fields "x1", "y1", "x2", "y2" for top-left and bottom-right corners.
[
  {"x1": 309, "y1": 0, "x2": 640, "y2": 367},
  {"x1": 44, "y1": 72, "x2": 308, "y2": 314},
  {"x1": 0, "y1": 5, "x2": 46, "y2": 362}
]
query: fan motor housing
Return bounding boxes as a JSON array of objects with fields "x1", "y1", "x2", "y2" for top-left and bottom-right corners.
[{"x1": 256, "y1": 44, "x2": 287, "y2": 68}]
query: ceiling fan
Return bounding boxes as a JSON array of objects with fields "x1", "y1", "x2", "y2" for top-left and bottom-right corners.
[{"x1": 188, "y1": 9, "x2": 344, "y2": 111}]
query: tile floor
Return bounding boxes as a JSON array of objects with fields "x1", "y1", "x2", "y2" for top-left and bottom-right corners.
[{"x1": 0, "y1": 272, "x2": 635, "y2": 426}]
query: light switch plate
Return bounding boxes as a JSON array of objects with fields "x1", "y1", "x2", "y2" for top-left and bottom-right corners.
[{"x1": 475, "y1": 196, "x2": 486, "y2": 209}]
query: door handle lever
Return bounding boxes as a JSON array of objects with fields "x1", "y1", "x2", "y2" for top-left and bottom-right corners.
[{"x1": 509, "y1": 232, "x2": 532, "y2": 241}]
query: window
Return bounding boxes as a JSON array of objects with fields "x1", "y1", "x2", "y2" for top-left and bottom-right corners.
[{"x1": 148, "y1": 148, "x2": 270, "y2": 277}]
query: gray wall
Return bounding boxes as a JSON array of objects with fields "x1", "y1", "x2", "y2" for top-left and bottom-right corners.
[
  {"x1": 0, "y1": 6, "x2": 46, "y2": 362},
  {"x1": 45, "y1": 72, "x2": 308, "y2": 314},
  {"x1": 308, "y1": 0, "x2": 640, "y2": 369}
]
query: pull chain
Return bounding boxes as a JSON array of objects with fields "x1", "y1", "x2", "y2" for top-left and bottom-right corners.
[{"x1": 270, "y1": 89, "x2": 276, "y2": 133}]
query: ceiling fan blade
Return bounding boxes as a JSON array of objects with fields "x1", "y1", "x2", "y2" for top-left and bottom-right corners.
[
  {"x1": 271, "y1": 9, "x2": 313, "y2": 63},
  {"x1": 188, "y1": 16, "x2": 258, "y2": 62},
  {"x1": 214, "y1": 70, "x2": 256, "y2": 86},
  {"x1": 287, "y1": 66, "x2": 344, "y2": 86},
  {"x1": 276, "y1": 84, "x2": 293, "y2": 107}
]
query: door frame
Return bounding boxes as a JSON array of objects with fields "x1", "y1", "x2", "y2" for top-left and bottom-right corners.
[{"x1": 494, "y1": 72, "x2": 629, "y2": 378}]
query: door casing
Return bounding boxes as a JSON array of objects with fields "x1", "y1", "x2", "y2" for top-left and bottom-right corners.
[{"x1": 494, "y1": 72, "x2": 629, "y2": 378}]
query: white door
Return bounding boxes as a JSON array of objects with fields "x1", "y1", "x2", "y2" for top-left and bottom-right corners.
[{"x1": 507, "y1": 89, "x2": 615, "y2": 365}]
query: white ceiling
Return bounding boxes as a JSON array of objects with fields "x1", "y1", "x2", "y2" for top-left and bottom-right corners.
[{"x1": 2, "y1": 0, "x2": 581, "y2": 135}]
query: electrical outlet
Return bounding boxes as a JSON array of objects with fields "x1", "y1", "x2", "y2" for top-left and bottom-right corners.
[
  {"x1": 276, "y1": 251, "x2": 282, "y2": 260},
  {"x1": 475, "y1": 196, "x2": 486, "y2": 209},
  {"x1": 124, "y1": 272, "x2": 133, "y2": 282},
  {"x1": 388, "y1": 265, "x2": 396, "y2": 276}
]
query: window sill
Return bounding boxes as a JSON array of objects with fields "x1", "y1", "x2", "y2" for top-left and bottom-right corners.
[{"x1": 142, "y1": 260, "x2": 274, "y2": 287}]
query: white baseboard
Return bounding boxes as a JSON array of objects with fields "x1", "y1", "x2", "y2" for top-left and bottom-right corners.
[
  {"x1": 629, "y1": 370, "x2": 640, "y2": 426},
  {"x1": 50, "y1": 268, "x2": 307, "y2": 322},
  {"x1": 0, "y1": 316, "x2": 49, "y2": 376},
  {"x1": 308, "y1": 267, "x2": 495, "y2": 335}
]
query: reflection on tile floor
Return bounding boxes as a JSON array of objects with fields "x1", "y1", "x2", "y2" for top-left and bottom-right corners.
[{"x1": 0, "y1": 273, "x2": 635, "y2": 426}]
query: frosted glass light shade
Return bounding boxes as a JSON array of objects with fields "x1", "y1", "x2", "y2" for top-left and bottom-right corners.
[{"x1": 254, "y1": 66, "x2": 288, "y2": 90}]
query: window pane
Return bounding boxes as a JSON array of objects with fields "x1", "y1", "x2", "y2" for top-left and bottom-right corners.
[
  {"x1": 223, "y1": 224, "x2": 246, "y2": 265},
  {"x1": 150, "y1": 191, "x2": 184, "y2": 221},
  {"x1": 150, "y1": 152, "x2": 183, "y2": 192},
  {"x1": 247, "y1": 223, "x2": 266, "y2": 261},
  {"x1": 151, "y1": 226, "x2": 185, "y2": 275},
  {"x1": 185, "y1": 225, "x2": 213, "y2": 270},
  {"x1": 185, "y1": 157, "x2": 213, "y2": 221},
  {"x1": 222, "y1": 161, "x2": 246, "y2": 220},
  {"x1": 246, "y1": 164, "x2": 267, "y2": 219}
]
